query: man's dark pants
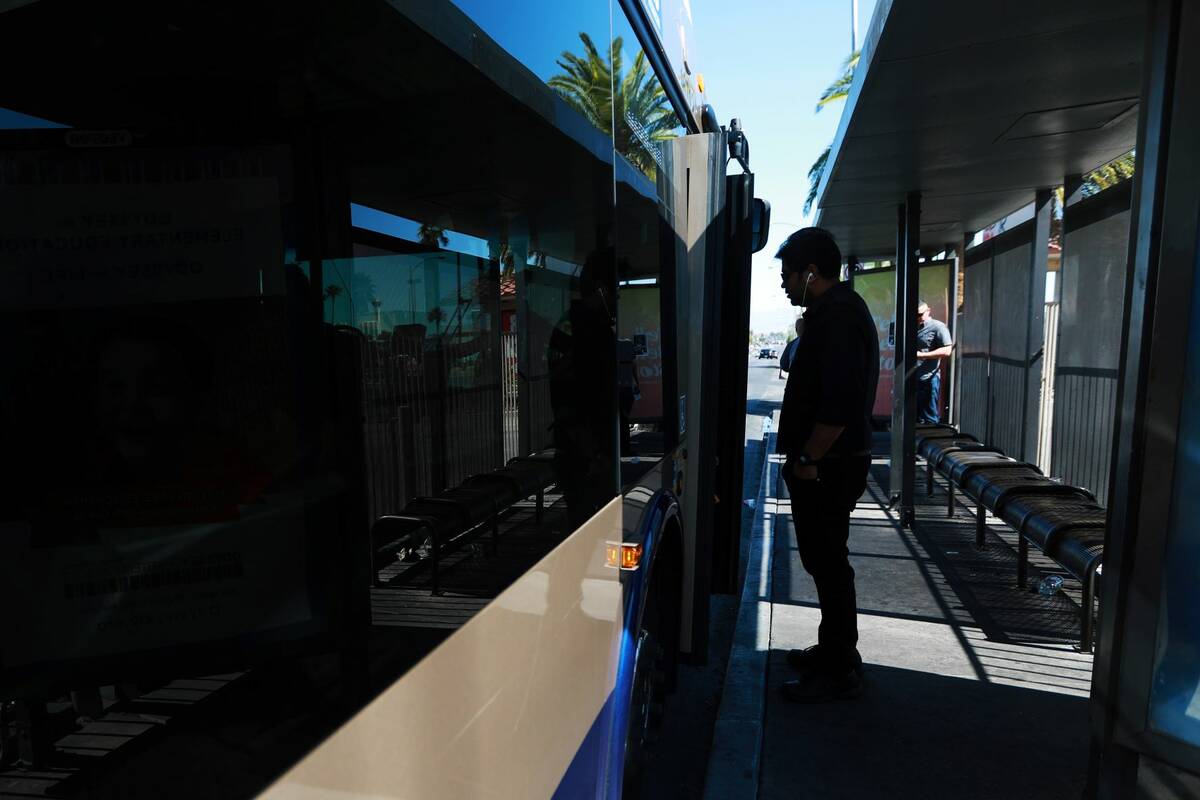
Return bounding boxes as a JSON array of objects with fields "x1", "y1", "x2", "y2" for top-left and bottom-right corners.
[
  {"x1": 784, "y1": 455, "x2": 870, "y2": 673},
  {"x1": 917, "y1": 370, "x2": 941, "y2": 424}
]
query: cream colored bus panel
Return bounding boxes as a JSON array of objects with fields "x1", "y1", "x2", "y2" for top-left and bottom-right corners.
[{"x1": 261, "y1": 498, "x2": 625, "y2": 800}]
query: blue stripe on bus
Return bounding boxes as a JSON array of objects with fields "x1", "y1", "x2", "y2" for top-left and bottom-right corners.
[
  {"x1": 552, "y1": 490, "x2": 678, "y2": 799},
  {"x1": 551, "y1": 689, "x2": 616, "y2": 800}
]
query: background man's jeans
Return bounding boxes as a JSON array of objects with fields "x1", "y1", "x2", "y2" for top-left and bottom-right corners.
[
  {"x1": 917, "y1": 370, "x2": 941, "y2": 424},
  {"x1": 783, "y1": 456, "x2": 870, "y2": 674}
]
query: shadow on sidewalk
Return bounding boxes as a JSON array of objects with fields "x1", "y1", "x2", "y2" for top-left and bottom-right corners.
[
  {"x1": 761, "y1": 437, "x2": 1092, "y2": 798},
  {"x1": 761, "y1": 659, "x2": 1088, "y2": 800}
]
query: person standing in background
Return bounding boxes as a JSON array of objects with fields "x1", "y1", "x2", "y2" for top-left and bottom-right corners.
[{"x1": 914, "y1": 301, "x2": 953, "y2": 424}]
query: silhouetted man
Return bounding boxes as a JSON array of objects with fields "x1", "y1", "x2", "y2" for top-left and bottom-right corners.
[{"x1": 775, "y1": 227, "x2": 879, "y2": 702}]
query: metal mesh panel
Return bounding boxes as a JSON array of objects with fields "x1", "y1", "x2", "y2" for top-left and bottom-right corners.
[
  {"x1": 502, "y1": 331, "x2": 519, "y2": 461},
  {"x1": 990, "y1": 240, "x2": 1035, "y2": 459},
  {"x1": 989, "y1": 360, "x2": 1026, "y2": 456},
  {"x1": 959, "y1": 254, "x2": 992, "y2": 439},
  {"x1": 360, "y1": 329, "x2": 434, "y2": 522},
  {"x1": 1051, "y1": 205, "x2": 1130, "y2": 505}
]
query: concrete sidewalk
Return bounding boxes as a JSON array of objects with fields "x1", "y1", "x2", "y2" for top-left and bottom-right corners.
[{"x1": 708, "y1": 439, "x2": 1094, "y2": 798}]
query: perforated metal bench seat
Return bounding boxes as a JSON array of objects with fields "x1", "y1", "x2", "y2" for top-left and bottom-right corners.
[
  {"x1": 460, "y1": 473, "x2": 524, "y2": 508},
  {"x1": 372, "y1": 450, "x2": 561, "y2": 592},
  {"x1": 961, "y1": 467, "x2": 1060, "y2": 507},
  {"x1": 372, "y1": 515, "x2": 433, "y2": 560},
  {"x1": 922, "y1": 439, "x2": 997, "y2": 468},
  {"x1": 941, "y1": 451, "x2": 1034, "y2": 484},
  {"x1": 998, "y1": 494, "x2": 1106, "y2": 552},
  {"x1": 915, "y1": 427, "x2": 965, "y2": 449},
  {"x1": 1003, "y1": 496, "x2": 1106, "y2": 651}
]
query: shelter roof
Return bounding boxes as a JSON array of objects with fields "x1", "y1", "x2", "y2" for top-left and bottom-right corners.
[{"x1": 814, "y1": 0, "x2": 1144, "y2": 257}]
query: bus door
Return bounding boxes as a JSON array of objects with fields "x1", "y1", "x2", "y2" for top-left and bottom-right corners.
[
  {"x1": 657, "y1": 122, "x2": 768, "y2": 661},
  {"x1": 712, "y1": 132, "x2": 770, "y2": 595}
]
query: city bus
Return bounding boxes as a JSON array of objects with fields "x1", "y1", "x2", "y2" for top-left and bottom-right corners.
[{"x1": 0, "y1": 0, "x2": 769, "y2": 796}]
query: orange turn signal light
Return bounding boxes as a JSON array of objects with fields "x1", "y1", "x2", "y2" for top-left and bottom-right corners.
[{"x1": 605, "y1": 542, "x2": 644, "y2": 571}]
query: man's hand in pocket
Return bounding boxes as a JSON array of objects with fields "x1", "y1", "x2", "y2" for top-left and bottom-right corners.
[{"x1": 791, "y1": 461, "x2": 818, "y2": 481}]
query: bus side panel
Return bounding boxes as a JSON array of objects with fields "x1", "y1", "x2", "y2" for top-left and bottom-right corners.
[{"x1": 260, "y1": 498, "x2": 625, "y2": 800}]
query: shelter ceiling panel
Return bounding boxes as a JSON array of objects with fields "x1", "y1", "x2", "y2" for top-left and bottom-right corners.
[{"x1": 815, "y1": 0, "x2": 1145, "y2": 258}]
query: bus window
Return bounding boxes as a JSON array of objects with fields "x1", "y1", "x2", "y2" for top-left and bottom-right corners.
[
  {"x1": 0, "y1": 0, "x2": 626, "y2": 794},
  {"x1": 612, "y1": 9, "x2": 687, "y2": 488}
]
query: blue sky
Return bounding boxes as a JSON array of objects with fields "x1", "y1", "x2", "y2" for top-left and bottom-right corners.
[
  {"x1": 449, "y1": 0, "x2": 877, "y2": 335},
  {"x1": 693, "y1": 0, "x2": 878, "y2": 334},
  {"x1": 448, "y1": 0, "x2": 877, "y2": 334}
]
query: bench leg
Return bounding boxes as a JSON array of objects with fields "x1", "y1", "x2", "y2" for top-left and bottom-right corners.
[
  {"x1": 431, "y1": 535, "x2": 440, "y2": 596},
  {"x1": 1080, "y1": 566, "x2": 1099, "y2": 653},
  {"x1": 927, "y1": 461, "x2": 935, "y2": 495},
  {"x1": 536, "y1": 490, "x2": 544, "y2": 524},
  {"x1": 975, "y1": 503, "x2": 987, "y2": 548},
  {"x1": 947, "y1": 481, "x2": 955, "y2": 518},
  {"x1": 1017, "y1": 536, "x2": 1028, "y2": 589}
]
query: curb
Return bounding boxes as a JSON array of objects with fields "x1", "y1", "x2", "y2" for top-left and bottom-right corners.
[{"x1": 702, "y1": 421, "x2": 778, "y2": 800}]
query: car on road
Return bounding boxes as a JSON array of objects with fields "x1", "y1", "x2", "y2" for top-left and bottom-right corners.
[{"x1": 757, "y1": 348, "x2": 778, "y2": 359}]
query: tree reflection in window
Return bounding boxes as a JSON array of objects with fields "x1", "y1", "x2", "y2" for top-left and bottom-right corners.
[{"x1": 548, "y1": 33, "x2": 679, "y2": 179}]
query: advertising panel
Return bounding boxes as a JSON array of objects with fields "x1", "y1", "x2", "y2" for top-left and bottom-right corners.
[{"x1": 853, "y1": 262, "x2": 954, "y2": 420}]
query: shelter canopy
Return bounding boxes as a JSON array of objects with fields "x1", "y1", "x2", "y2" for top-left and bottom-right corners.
[{"x1": 814, "y1": 0, "x2": 1144, "y2": 258}]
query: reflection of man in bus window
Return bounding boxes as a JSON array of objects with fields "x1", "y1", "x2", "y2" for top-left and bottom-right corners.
[
  {"x1": 914, "y1": 301, "x2": 953, "y2": 424},
  {"x1": 548, "y1": 248, "x2": 618, "y2": 529},
  {"x1": 617, "y1": 337, "x2": 640, "y2": 456}
]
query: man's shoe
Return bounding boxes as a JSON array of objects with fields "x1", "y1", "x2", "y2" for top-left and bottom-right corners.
[
  {"x1": 785, "y1": 645, "x2": 864, "y2": 676},
  {"x1": 780, "y1": 669, "x2": 863, "y2": 703}
]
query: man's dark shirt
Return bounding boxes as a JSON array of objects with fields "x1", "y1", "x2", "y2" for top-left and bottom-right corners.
[
  {"x1": 777, "y1": 281, "x2": 880, "y2": 459},
  {"x1": 916, "y1": 318, "x2": 952, "y2": 381}
]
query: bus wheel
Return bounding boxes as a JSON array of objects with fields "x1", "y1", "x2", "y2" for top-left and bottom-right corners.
[{"x1": 623, "y1": 581, "x2": 666, "y2": 795}]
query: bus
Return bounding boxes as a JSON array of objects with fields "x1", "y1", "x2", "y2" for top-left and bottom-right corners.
[{"x1": 0, "y1": 0, "x2": 768, "y2": 797}]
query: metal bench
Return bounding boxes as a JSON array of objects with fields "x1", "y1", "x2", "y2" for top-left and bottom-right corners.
[
  {"x1": 371, "y1": 452, "x2": 559, "y2": 593},
  {"x1": 914, "y1": 425, "x2": 1106, "y2": 651}
]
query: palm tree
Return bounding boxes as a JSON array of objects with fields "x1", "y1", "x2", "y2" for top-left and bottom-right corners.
[
  {"x1": 324, "y1": 284, "x2": 343, "y2": 322},
  {"x1": 549, "y1": 33, "x2": 677, "y2": 177},
  {"x1": 815, "y1": 51, "x2": 860, "y2": 113},
  {"x1": 1083, "y1": 151, "x2": 1136, "y2": 196},
  {"x1": 426, "y1": 306, "x2": 445, "y2": 335},
  {"x1": 805, "y1": 50, "x2": 860, "y2": 215},
  {"x1": 418, "y1": 224, "x2": 449, "y2": 249}
]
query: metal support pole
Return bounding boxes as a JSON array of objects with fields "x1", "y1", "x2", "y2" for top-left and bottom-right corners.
[
  {"x1": 1018, "y1": 535, "x2": 1029, "y2": 587},
  {"x1": 894, "y1": 193, "x2": 921, "y2": 527},
  {"x1": 1023, "y1": 189, "x2": 1053, "y2": 462},
  {"x1": 1081, "y1": 566, "x2": 1098, "y2": 654},
  {"x1": 975, "y1": 503, "x2": 987, "y2": 549}
]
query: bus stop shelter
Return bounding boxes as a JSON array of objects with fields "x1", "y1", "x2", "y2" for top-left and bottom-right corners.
[{"x1": 813, "y1": 0, "x2": 1200, "y2": 795}]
